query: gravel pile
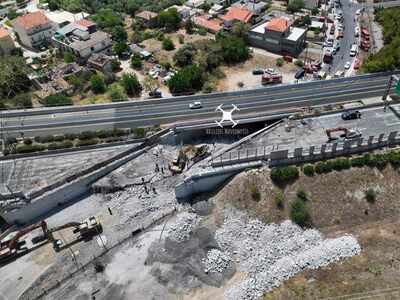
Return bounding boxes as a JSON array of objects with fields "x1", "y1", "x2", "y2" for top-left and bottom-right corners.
[
  {"x1": 215, "y1": 210, "x2": 361, "y2": 300},
  {"x1": 202, "y1": 249, "x2": 232, "y2": 274},
  {"x1": 167, "y1": 212, "x2": 200, "y2": 242}
]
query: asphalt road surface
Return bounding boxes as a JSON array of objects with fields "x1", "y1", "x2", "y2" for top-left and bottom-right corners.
[{"x1": 0, "y1": 72, "x2": 396, "y2": 137}]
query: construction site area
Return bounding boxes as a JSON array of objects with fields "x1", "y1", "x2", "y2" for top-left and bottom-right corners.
[{"x1": 2, "y1": 100, "x2": 400, "y2": 300}]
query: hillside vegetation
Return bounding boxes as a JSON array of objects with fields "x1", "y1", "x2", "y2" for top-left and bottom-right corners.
[{"x1": 362, "y1": 7, "x2": 400, "y2": 72}]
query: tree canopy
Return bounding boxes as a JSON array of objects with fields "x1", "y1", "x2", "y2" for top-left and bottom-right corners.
[
  {"x1": 167, "y1": 64, "x2": 204, "y2": 94},
  {"x1": 362, "y1": 8, "x2": 400, "y2": 72},
  {"x1": 0, "y1": 56, "x2": 31, "y2": 98}
]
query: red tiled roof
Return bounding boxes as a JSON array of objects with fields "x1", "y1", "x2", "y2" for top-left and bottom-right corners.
[
  {"x1": 194, "y1": 16, "x2": 222, "y2": 33},
  {"x1": 265, "y1": 17, "x2": 290, "y2": 32},
  {"x1": 14, "y1": 11, "x2": 50, "y2": 30},
  {"x1": 0, "y1": 27, "x2": 9, "y2": 39},
  {"x1": 221, "y1": 7, "x2": 254, "y2": 23},
  {"x1": 75, "y1": 19, "x2": 95, "y2": 28},
  {"x1": 135, "y1": 10, "x2": 158, "y2": 21}
]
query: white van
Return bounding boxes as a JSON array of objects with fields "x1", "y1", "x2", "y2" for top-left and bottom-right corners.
[{"x1": 350, "y1": 44, "x2": 358, "y2": 56}]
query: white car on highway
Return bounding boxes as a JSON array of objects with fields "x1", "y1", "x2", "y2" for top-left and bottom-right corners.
[
  {"x1": 189, "y1": 101, "x2": 202, "y2": 109},
  {"x1": 344, "y1": 61, "x2": 351, "y2": 69}
]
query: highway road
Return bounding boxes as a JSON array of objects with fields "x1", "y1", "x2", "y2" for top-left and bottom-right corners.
[{"x1": 0, "y1": 72, "x2": 397, "y2": 137}]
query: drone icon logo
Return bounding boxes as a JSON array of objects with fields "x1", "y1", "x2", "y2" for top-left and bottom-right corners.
[{"x1": 215, "y1": 104, "x2": 240, "y2": 128}]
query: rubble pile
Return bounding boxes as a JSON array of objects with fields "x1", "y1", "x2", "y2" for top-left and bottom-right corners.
[
  {"x1": 215, "y1": 210, "x2": 361, "y2": 300},
  {"x1": 202, "y1": 249, "x2": 232, "y2": 274},
  {"x1": 167, "y1": 212, "x2": 200, "y2": 242}
]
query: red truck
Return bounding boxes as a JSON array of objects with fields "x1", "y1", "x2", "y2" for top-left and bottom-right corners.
[{"x1": 262, "y1": 73, "x2": 282, "y2": 85}]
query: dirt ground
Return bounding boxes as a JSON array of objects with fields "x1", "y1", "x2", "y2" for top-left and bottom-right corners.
[
  {"x1": 211, "y1": 164, "x2": 400, "y2": 299},
  {"x1": 217, "y1": 52, "x2": 300, "y2": 92}
]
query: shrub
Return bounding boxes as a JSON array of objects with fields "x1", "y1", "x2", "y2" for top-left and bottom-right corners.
[
  {"x1": 96, "y1": 130, "x2": 113, "y2": 139},
  {"x1": 294, "y1": 59, "x2": 304, "y2": 67},
  {"x1": 274, "y1": 190, "x2": 285, "y2": 209},
  {"x1": 250, "y1": 184, "x2": 261, "y2": 202},
  {"x1": 270, "y1": 166, "x2": 299, "y2": 184},
  {"x1": 290, "y1": 197, "x2": 311, "y2": 227},
  {"x1": 351, "y1": 156, "x2": 367, "y2": 167},
  {"x1": 276, "y1": 58, "x2": 284, "y2": 67},
  {"x1": 303, "y1": 164, "x2": 315, "y2": 176},
  {"x1": 90, "y1": 74, "x2": 106, "y2": 94},
  {"x1": 79, "y1": 131, "x2": 96, "y2": 140},
  {"x1": 388, "y1": 151, "x2": 400, "y2": 166},
  {"x1": 16, "y1": 144, "x2": 46, "y2": 154},
  {"x1": 373, "y1": 154, "x2": 388, "y2": 169},
  {"x1": 331, "y1": 158, "x2": 351, "y2": 171},
  {"x1": 296, "y1": 187, "x2": 308, "y2": 201},
  {"x1": 162, "y1": 38, "x2": 175, "y2": 51},
  {"x1": 132, "y1": 127, "x2": 146, "y2": 138},
  {"x1": 76, "y1": 139, "x2": 99, "y2": 147},
  {"x1": 23, "y1": 138, "x2": 32, "y2": 145},
  {"x1": 53, "y1": 135, "x2": 65, "y2": 142},
  {"x1": 365, "y1": 188, "x2": 376, "y2": 203},
  {"x1": 178, "y1": 34, "x2": 184, "y2": 44},
  {"x1": 113, "y1": 128, "x2": 127, "y2": 137},
  {"x1": 198, "y1": 27, "x2": 207, "y2": 35},
  {"x1": 64, "y1": 133, "x2": 77, "y2": 141},
  {"x1": 38, "y1": 135, "x2": 54, "y2": 143},
  {"x1": 315, "y1": 161, "x2": 333, "y2": 174},
  {"x1": 131, "y1": 54, "x2": 143, "y2": 70},
  {"x1": 43, "y1": 94, "x2": 73, "y2": 106},
  {"x1": 48, "y1": 140, "x2": 74, "y2": 150}
]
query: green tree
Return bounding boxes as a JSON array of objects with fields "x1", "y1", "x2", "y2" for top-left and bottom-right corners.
[
  {"x1": 157, "y1": 8, "x2": 181, "y2": 31},
  {"x1": 111, "y1": 59, "x2": 121, "y2": 72},
  {"x1": 127, "y1": 0, "x2": 140, "y2": 16},
  {"x1": 91, "y1": 9, "x2": 123, "y2": 31},
  {"x1": 112, "y1": 25, "x2": 128, "y2": 42},
  {"x1": 162, "y1": 37, "x2": 175, "y2": 51},
  {"x1": 311, "y1": 7, "x2": 319, "y2": 15},
  {"x1": 167, "y1": 64, "x2": 204, "y2": 94},
  {"x1": 185, "y1": 18, "x2": 194, "y2": 34},
  {"x1": 173, "y1": 44, "x2": 196, "y2": 67},
  {"x1": 0, "y1": 56, "x2": 31, "y2": 98},
  {"x1": 13, "y1": 93, "x2": 32, "y2": 108},
  {"x1": 219, "y1": 36, "x2": 249, "y2": 64},
  {"x1": 107, "y1": 83, "x2": 127, "y2": 101},
  {"x1": 131, "y1": 54, "x2": 143, "y2": 69},
  {"x1": 113, "y1": 42, "x2": 129, "y2": 57},
  {"x1": 43, "y1": 94, "x2": 73, "y2": 106},
  {"x1": 231, "y1": 22, "x2": 250, "y2": 39},
  {"x1": 63, "y1": 52, "x2": 74, "y2": 63},
  {"x1": 276, "y1": 57, "x2": 284, "y2": 66},
  {"x1": 121, "y1": 73, "x2": 142, "y2": 96},
  {"x1": 90, "y1": 74, "x2": 106, "y2": 94},
  {"x1": 287, "y1": 0, "x2": 305, "y2": 13},
  {"x1": 290, "y1": 197, "x2": 311, "y2": 227}
]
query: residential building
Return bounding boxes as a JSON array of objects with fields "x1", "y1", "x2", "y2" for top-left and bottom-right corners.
[
  {"x1": 0, "y1": 27, "x2": 15, "y2": 55},
  {"x1": 87, "y1": 53, "x2": 113, "y2": 73},
  {"x1": 221, "y1": 6, "x2": 255, "y2": 28},
  {"x1": 12, "y1": 11, "x2": 53, "y2": 49},
  {"x1": 194, "y1": 15, "x2": 222, "y2": 33},
  {"x1": 232, "y1": 0, "x2": 269, "y2": 15},
  {"x1": 52, "y1": 19, "x2": 112, "y2": 60},
  {"x1": 248, "y1": 17, "x2": 307, "y2": 56},
  {"x1": 44, "y1": 10, "x2": 89, "y2": 30},
  {"x1": 135, "y1": 11, "x2": 158, "y2": 27}
]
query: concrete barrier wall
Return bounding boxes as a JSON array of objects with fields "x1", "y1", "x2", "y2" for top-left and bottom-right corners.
[
  {"x1": 212, "y1": 131, "x2": 400, "y2": 168},
  {"x1": 175, "y1": 161, "x2": 264, "y2": 200}
]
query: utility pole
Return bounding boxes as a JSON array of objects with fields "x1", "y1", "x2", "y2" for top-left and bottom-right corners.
[{"x1": 382, "y1": 74, "x2": 400, "y2": 111}]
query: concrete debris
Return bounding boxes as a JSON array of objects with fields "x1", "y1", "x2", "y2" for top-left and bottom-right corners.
[
  {"x1": 202, "y1": 249, "x2": 232, "y2": 274},
  {"x1": 215, "y1": 210, "x2": 361, "y2": 300},
  {"x1": 167, "y1": 212, "x2": 200, "y2": 242}
]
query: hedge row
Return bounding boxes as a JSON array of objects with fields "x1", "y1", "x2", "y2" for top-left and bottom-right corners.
[{"x1": 271, "y1": 150, "x2": 400, "y2": 183}]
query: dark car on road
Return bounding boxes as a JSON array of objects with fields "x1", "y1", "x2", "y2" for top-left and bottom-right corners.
[
  {"x1": 294, "y1": 69, "x2": 305, "y2": 79},
  {"x1": 341, "y1": 110, "x2": 361, "y2": 120},
  {"x1": 148, "y1": 90, "x2": 162, "y2": 98}
]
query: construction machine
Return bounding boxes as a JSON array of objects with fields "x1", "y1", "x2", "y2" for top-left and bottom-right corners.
[
  {"x1": 169, "y1": 149, "x2": 188, "y2": 174},
  {"x1": 46, "y1": 216, "x2": 102, "y2": 252},
  {"x1": 0, "y1": 221, "x2": 48, "y2": 263},
  {"x1": 325, "y1": 127, "x2": 362, "y2": 142}
]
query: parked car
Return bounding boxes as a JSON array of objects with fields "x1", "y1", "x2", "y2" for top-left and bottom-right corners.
[
  {"x1": 341, "y1": 110, "x2": 361, "y2": 120},
  {"x1": 148, "y1": 90, "x2": 162, "y2": 98},
  {"x1": 294, "y1": 69, "x2": 305, "y2": 79},
  {"x1": 265, "y1": 68, "x2": 277, "y2": 75},
  {"x1": 189, "y1": 101, "x2": 202, "y2": 109},
  {"x1": 344, "y1": 61, "x2": 351, "y2": 69},
  {"x1": 334, "y1": 43, "x2": 340, "y2": 52},
  {"x1": 252, "y1": 67, "x2": 264, "y2": 75},
  {"x1": 337, "y1": 31, "x2": 344, "y2": 39}
]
